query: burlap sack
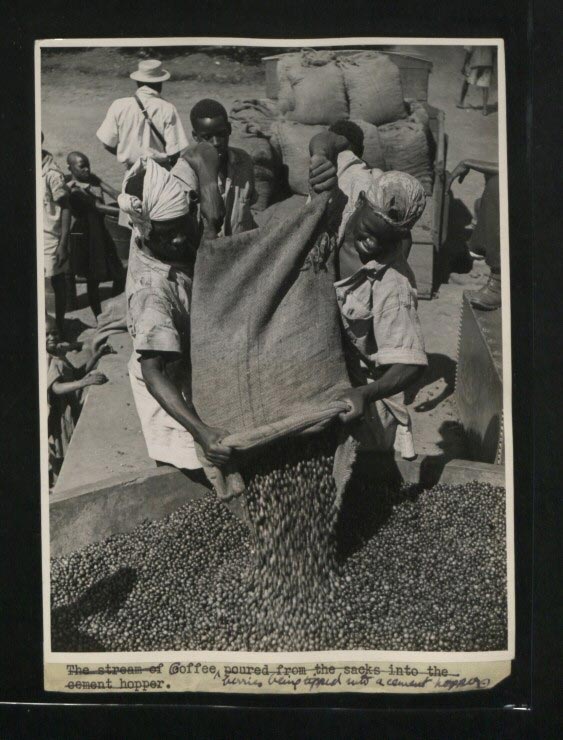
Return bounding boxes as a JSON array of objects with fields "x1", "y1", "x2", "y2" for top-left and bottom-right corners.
[
  {"x1": 378, "y1": 119, "x2": 434, "y2": 195},
  {"x1": 190, "y1": 192, "x2": 352, "y2": 452},
  {"x1": 270, "y1": 121, "x2": 327, "y2": 196},
  {"x1": 276, "y1": 53, "x2": 301, "y2": 114},
  {"x1": 352, "y1": 119, "x2": 387, "y2": 171},
  {"x1": 229, "y1": 126, "x2": 280, "y2": 211},
  {"x1": 341, "y1": 54, "x2": 407, "y2": 126},
  {"x1": 286, "y1": 62, "x2": 349, "y2": 125}
]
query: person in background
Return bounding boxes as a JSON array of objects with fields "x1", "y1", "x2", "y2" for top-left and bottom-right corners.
[
  {"x1": 449, "y1": 159, "x2": 501, "y2": 310},
  {"x1": 118, "y1": 154, "x2": 232, "y2": 474},
  {"x1": 96, "y1": 59, "x2": 188, "y2": 172},
  {"x1": 42, "y1": 133, "x2": 71, "y2": 338},
  {"x1": 172, "y1": 98, "x2": 256, "y2": 237},
  {"x1": 457, "y1": 46, "x2": 496, "y2": 116},
  {"x1": 46, "y1": 313, "x2": 112, "y2": 486},
  {"x1": 66, "y1": 151, "x2": 126, "y2": 320}
]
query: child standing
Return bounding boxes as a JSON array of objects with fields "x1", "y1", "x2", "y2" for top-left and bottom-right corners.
[
  {"x1": 457, "y1": 46, "x2": 496, "y2": 116},
  {"x1": 66, "y1": 151, "x2": 126, "y2": 319},
  {"x1": 42, "y1": 133, "x2": 71, "y2": 337}
]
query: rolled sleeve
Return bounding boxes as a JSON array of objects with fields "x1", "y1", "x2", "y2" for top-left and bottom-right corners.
[
  {"x1": 96, "y1": 103, "x2": 119, "y2": 148},
  {"x1": 47, "y1": 170, "x2": 68, "y2": 203},
  {"x1": 129, "y1": 289, "x2": 183, "y2": 355},
  {"x1": 372, "y1": 283, "x2": 428, "y2": 367}
]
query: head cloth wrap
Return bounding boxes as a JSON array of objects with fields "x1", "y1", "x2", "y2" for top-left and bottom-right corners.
[
  {"x1": 117, "y1": 157, "x2": 190, "y2": 239},
  {"x1": 362, "y1": 170, "x2": 426, "y2": 232}
]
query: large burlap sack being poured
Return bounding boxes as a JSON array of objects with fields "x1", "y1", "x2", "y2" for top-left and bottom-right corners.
[
  {"x1": 190, "y1": 192, "x2": 352, "y2": 453},
  {"x1": 341, "y1": 54, "x2": 407, "y2": 126}
]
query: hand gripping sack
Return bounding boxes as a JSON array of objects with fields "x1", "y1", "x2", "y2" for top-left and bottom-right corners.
[
  {"x1": 190, "y1": 191, "x2": 352, "y2": 453},
  {"x1": 270, "y1": 121, "x2": 327, "y2": 196}
]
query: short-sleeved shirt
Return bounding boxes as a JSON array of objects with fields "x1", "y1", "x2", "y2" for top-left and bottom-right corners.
[
  {"x1": 125, "y1": 243, "x2": 200, "y2": 469},
  {"x1": 334, "y1": 253, "x2": 427, "y2": 458},
  {"x1": 334, "y1": 253, "x2": 428, "y2": 370},
  {"x1": 42, "y1": 152, "x2": 70, "y2": 276},
  {"x1": 172, "y1": 146, "x2": 257, "y2": 236},
  {"x1": 96, "y1": 85, "x2": 188, "y2": 169}
]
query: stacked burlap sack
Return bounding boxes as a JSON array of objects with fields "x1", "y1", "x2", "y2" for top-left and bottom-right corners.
[{"x1": 228, "y1": 51, "x2": 435, "y2": 209}]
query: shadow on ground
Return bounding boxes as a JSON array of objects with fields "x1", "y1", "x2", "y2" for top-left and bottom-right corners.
[
  {"x1": 437, "y1": 196, "x2": 475, "y2": 284},
  {"x1": 51, "y1": 566, "x2": 137, "y2": 651},
  {"x1": 405, "y1": 352, "x2": 457, "y2": 410}
]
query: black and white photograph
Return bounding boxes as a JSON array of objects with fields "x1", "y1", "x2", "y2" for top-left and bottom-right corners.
[{"x1": 38, "y1": 37, "x2": 514, "y2": 693}]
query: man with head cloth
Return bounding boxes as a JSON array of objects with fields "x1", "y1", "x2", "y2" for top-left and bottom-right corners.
[
  {"x1": 331, "y1": 166, "x2": 429, "y2": 459},
  {"x1": 119, "y1": 157, "x2": 232, "y2": 473}
]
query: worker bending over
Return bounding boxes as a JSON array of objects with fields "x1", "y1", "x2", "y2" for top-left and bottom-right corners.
[{"x1": 119, "y1": 151, "x2": 232, "y2": 473}]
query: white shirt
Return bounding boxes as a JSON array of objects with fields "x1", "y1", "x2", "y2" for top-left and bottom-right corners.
[
  {"x1": 96, "y1": 85, "x2": 188, "y2": 169},
  {"x1": 126, "y1": 244, "x2": 200, "y2": 470}
]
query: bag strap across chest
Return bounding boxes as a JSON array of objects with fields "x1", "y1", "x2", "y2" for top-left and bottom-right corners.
[{"x1": 134, "y1": 94, "x2": 167, "y2": 149}]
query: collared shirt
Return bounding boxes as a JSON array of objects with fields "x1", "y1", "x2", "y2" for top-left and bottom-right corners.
[
  {"x1": 172, "y1": 146, "x2": 257, "y2": 236},
  {"x1": 96, "y1": 86, "x2": 188, "y2": 168},
  {"x1": 42, "y1": 152, "x2": 69, "y2": 252},
  {"x1": 125, "y1": 243, "x2": 199, "y2": 469},
  {"x1": 334, "y1": 252, "x2": 427, "y2": 459},
  {"x1": 334, "y1": 252, "x2": 428, "y2": 370}
]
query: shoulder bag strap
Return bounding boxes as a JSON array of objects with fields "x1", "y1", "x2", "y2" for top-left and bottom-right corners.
[{"x1": 134, "y1": 94, "x2": 167, "y2": 150}]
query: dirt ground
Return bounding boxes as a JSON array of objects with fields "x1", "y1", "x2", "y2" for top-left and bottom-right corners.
[{"x1": 42, "y1": 44, "x2": 501, "y2": 462}]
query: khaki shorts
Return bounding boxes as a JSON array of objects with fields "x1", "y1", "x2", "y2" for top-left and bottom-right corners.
[{"x1": 44, "y1": 245, "x2": 68, "y2": 278}]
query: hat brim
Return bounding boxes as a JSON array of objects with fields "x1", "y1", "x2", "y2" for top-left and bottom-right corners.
[{"x1": 130, "y1": 70, "x2": 171, "y2": 82}]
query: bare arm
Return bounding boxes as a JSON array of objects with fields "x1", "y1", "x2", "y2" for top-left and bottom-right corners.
[
  {"x1": 55, "y1": 196, "x2": 71, "y2": 267},
  {"x1": 182, "y1": 143, "x2": 225, "y2": 239},
  {"x1": 94, "y1": 202, "x2": 120, "y2": 217},
  {"x1": 448, "y1": 159, "x2": 499, "y2": 189},
  {"x1": 338, "y1": 364, "x2": 426, "y2": 423},
  {"x1": 81, "y1": 344, "x2": 114, "y2": 375},
  {"x1": 139, "y1": 353, "x2": 231, "y2": 466},
  {"x1": 98, "y1": 178, "x2": 120, "y2": 201},
  {"x1": 308, "y1": 131, "x2": 350, "y2": 194},
  {"x1": 51, "y1": 378, "x2": 85, "y2": 396},
  {"x1": 51, "y1": 371, "x2": 107, "y2": 396}
]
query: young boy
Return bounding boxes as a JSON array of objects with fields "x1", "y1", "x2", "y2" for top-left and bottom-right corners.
[
  {"x1": 42, "y1": 133, "x2": 71, "y2": 337},
  {"x1": 66, "y1": 151, "x2": 126, "y2": 319},
  {"x1": 172, "y1": 98, "x2": 256, "y2": 237},
  {"x1": 303, "y1": 130, "x2": 427, "y2": 456},
  {"x1": 46, "y1": 313, "x2": 112, "y2": 485},
  {"x1": 118, "y1": 155, "x2": 232, "y2": 473},
  {"x1": 330, "y1": 160, "x2": 428, "y2": 457}
]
